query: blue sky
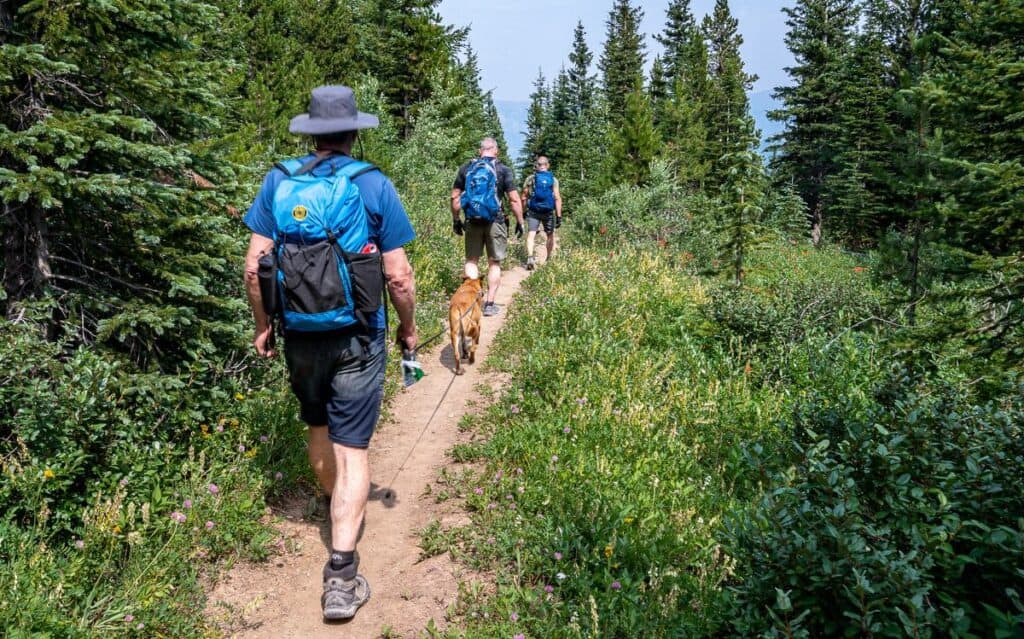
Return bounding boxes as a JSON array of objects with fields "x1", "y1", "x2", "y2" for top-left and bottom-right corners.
[{"x1": 437, "y1": 0, "x2": 796, "y2": 101}]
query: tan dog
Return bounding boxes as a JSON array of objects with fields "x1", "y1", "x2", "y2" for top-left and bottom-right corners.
[{"x1": 449, "y1": 275, "x2": 483, "y2": 374}]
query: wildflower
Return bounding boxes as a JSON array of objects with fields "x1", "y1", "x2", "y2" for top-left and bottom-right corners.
[
  {"x1": 206, "y1": 521, "x2": 215, "y2": 530},
  {"x1": 556, "y1": 572, "x2": 566, "y2": 581},
  {"x1": 487, "y1": 536, "x2": 496, "y2": 544},
  {"x1": 74, "y1": 539, "x2": 85, "y2": 550},
  {"x1": 544, "y1": 584, "x2": 554, "y2": 593},
  {"x1": 506, "y1": 494, "x2": 514, "y2": 500},
  {"x1": 170, "y1": 511, "x2": 186, "y2": 523},
  {"x1": 611, "y1": 581, "x2": 621, "y2": 590},
  {"x1": 604, "y1": 544, "x2": 613, "y2": 558},
  {"x1": 183, "y1": 499, "x2": 192, "y2": 509},
  {"x1": 208, "y1": 483, "x2": 219, "y2": 495},
  {"x1": 515, "y1": 634, "x2": 525, "y2": 639},
  {"x1": 575, "y1": 397, "x2": 587, "y2": 406},
  {"x1": 510, "y1": 404, "x2": 521, "y2": 414},
  {"x1": 473, "y1": 487, "x2": 484, "y2": 495},
  {"x1": 853, "y1": 266, "x2": 867, "y2": 273},
  {"x1": 245, "y1": 449, "x2": 257, "y2": 458},
  {"x1": 43, "y1": 468, "x2": 55, "y2": 479},
  {"x1": 120, "y1": 478, "x2": 129, "y2": 487},
  {"x1": 260, "y1": 435, "x2": 269, "y2": 443},
  {"x1": 487, "y1": 502, "x2": 497, "y2": 510},
  {"x1": 515, "y1": 467, "x2": 523, "y2": 475},
  {"x1": 234, "y1": 392, "x2": 245, "y2": 401},
  {"x1": 553, "y1": 552, "x2": 562, "y2": 560},
  {"x1": 517, "y1": 486, "x2": 524, "y2": 493},
  {"x1": 124, "y1": 614, "x2": 134, "y2": 622},
  {"x1": 494, "y1": 470, "x2": 504, "y2": 481},
  {"x1": 510, "y1": 612, "x2": 519, "y2": 622},
  {"x1": 551, "y1": 455, "x2": 558, "y2": 462},
  {"x1": 229, "y1": 418, "x2": 239, "y2": 427},
  {"x1": 623, "y1": 516, "x2": 634, "y2": 524},
  {"x1": 136, "y1": 623, "x2": 144, "y2": 630},
  {"x1": 274, "y1": 471, "x2": 284, "y2": 481},
  {"x1": 509, "y1": 503, "x2": 516, "y2": 510},
  {"x1": 563, "y1": 427, "x2": 571, "y2": 434},
  {"x1": 215, "y1": 424, "x2": 224, "y2": 433}
]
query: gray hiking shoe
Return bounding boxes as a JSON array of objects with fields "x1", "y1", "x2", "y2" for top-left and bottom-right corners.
[
  {"x1": 526, "y1": 256, "x2": 536, "y2": 270},
  {"x1": 322, "y1": 574, "x2": 371, "y2": 620},
  {"x1": 482, "y1": 302, "x2": 500, "y2": 317}
]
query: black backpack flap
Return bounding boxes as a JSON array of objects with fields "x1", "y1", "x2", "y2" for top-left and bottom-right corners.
[
  {"x1": 278, "y1": 241, "x2": 348, "y2": 315},
  {"x1": 337, "y1": 248, "x2": 384, "y2": 329}
]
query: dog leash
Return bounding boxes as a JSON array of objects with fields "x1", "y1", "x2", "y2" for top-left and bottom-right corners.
[{"x1": 383, "y1": 291, "x2": 486, "y2": 499}]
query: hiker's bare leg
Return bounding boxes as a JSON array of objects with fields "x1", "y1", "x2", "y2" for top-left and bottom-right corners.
[
  {"x1": 526, "y1": 229, "x2": 537, "y2": 261},
  {"x1": 546, "y1": 230, "x2": 556, "y2": 261},
  {"x1": 308, "y1": 426, "x2": 335, "y2": 495},
  {"x1": 330, "y1": 443, "x2": 370, "y2": 551},
  {"x1": 487, "y1": 259, "x2": 501, "y2": 304}
]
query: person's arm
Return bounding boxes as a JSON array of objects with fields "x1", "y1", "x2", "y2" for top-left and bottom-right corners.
[
  {"x1": 554, "y1": 181, "x2": 563, "y2": 219},
  {"x1": 244, "y1": 233, "x2": 277, "y2": 357},
  {"x1": 450, "y1": 187, "x2": 462, "y2": 219},
  {"x1": 508, "y1": 189, "x2": 524, "y2": 226},
  {"x1": 383, "y1": 246, "x2": 417, "y2": 351}
]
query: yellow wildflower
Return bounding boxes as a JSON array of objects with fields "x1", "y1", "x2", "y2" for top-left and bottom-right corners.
[
  {"x1": 229, "y1": 418, "x2": 239, "y2": 428},
  {"x1": 43, "y1": 468, "x2": 55, "y2": 479},
  {"x1": 624, "y1": 517, "x2": 634, "y2": 524},
  {"x1": 245, "y1": 449, "x2": 257, "y2": 459},
  {"x1": 604, "y1": 544, "x2": 614, "y2": 558},
  {"x1": 234, "y1": 392, "x2": 245, "y2": 401}
]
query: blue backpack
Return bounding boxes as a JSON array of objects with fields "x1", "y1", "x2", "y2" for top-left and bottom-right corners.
[
  {"x1": 460, "y1": 158, "x2": 501, "y2": 222},
  {"x1": 528, "y1": 171, "x2": 556, "y2": 213},
  {"x1": 266, "y1": 156, "x2": 385, "y2": 333}
]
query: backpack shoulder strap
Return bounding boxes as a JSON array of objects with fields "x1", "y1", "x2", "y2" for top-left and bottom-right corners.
[
  {"x1": 273, "y1": 158, "x2": 305, "y2": 177},
  {"x1": 336, "y1": 160, "x2": 378, "y2": 181}
]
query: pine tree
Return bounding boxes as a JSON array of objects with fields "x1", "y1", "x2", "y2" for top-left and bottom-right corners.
[
  {"x1": 718, "y1": 115, "x2": 766, "y2": 284},
  {"x1": 701, "y1": 0, "x2": 758, "y2": 188},
  {"x1": 519, "y1": 69, "x2": 550, "y2": 171},
  {"x1": 608, "y1": 84, "x2": 658, "y2": 186},
  {"x1": 567, "y1": 21, "x2": 598, "y2": 117},
  {"x1": 769, "y1": 0, "x2": 859, "y2": 244},
  {"x1": 655, "y1": 0, "x2": 697, "y2": 84},
  {"x1": 599, "y1": 0, "x2": 647, "y2": 123},
  {"x1": 0, "y1": 0, "x2": 243, "y2": 368},
  {"x1": 544, "y1": 69, "x2": 574, "y2": 171}
]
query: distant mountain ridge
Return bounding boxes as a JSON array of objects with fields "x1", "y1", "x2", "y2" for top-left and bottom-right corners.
[{"x1": 495, "y1": 92, "x2": 782, "y2": 163}]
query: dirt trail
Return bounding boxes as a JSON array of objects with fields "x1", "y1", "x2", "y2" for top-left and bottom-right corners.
[{"x1": 208, "y1": 261, "x2": 535, "y2": 639}]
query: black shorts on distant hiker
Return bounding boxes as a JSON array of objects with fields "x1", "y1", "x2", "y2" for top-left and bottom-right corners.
[{"x1": 521, "y1": 155, "x2": 562, "y2": 270}]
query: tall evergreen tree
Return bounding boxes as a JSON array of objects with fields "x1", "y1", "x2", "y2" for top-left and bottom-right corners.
[
  {"x1": 608, "y1": 84, "x2": 658, "y2": 186},
  {"x1": 567, "y1": 21, "x2": 598, "y2": 117},
  {"x1": 701, "y1": 0, "x2": 758, "y2": 188},
  {"x1": 768, "y1": 0, "x2": 859, "y2": 244},
  {"x1": 648, "y1": 55, "x2": 670, "y2": 130},
  {"x1": 718, "y1": 115, "x2": 766, "y2": 284},
  {"x1": 599, "y1": 0, "x2": 647, "y2": 123},
  {"x1": 519, "y1": 69, "x2": 550, "y2": 171},
  {"x1": 654, "y1": 0, "x2": 697, "y2": 85},
  {"x1": 0, "y1": 0, "x2": 243, "y2": 367}
]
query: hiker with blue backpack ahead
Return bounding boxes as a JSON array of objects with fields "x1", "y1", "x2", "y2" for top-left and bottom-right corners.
[
  {"x1": 242, "y1": 85, "x2": 417, "y2": 622},
  {"x1": 520, "y1": 155, "x2": 563, "y2": 270},
  {"x1": 450, "y1": 137, "x2": 524, "y2": 317}
]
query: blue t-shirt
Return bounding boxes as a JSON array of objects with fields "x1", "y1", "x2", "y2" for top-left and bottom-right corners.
[{"x1": 244, "y1": 153, "x2": 416, "y2": 333}]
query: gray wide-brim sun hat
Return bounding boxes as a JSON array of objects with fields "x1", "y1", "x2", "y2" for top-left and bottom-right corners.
[{"x1": 289, "y1": 85, "x2": 380, "y2": 135}]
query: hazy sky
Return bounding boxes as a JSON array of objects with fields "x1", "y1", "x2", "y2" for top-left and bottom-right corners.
[{"x1": 437, "y1": 0, "x2": 796, "y2": 101}]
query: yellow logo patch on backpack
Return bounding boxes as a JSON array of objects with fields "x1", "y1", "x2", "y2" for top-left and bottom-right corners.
[{"x1": 291, "y1": 205, "x2": 308, "y2": 221}]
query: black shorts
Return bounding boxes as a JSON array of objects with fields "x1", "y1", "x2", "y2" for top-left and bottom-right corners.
[
  {"x1": 283, "y1": 329, "x2": 386, "y2": 448},
  {"x1": 526, "y1": 209, "x2": 555, "y2": 234}
]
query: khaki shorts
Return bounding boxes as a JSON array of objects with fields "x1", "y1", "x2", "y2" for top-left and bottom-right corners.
[{"x1": 464, "y1": 218, "x2": 507, "y2": 262}]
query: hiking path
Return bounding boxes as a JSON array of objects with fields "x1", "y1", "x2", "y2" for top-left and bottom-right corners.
[{"x1": 207, "y1": 262, "x2": 534, "y2": 638}]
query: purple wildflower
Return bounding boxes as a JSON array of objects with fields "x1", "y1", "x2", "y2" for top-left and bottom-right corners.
[
  {"x1": 611, "y1": 581, "x2": 622, "y2": 591},
  {"x1": 208, "y1": 483, "x2": 219, "y2": 495},
  {"x1": 238, "y1": 444, "x2": 246, "y2": 453},
  {"x1": 510, "y1": 404, "x2": 521, "y2": 414},
  {"x1": 563, "y1": 427, "x2": 571, "y2": 434},
  {"x1": 170, "y1": 511, "x2": 186, "y2": 523},
  {"x1": 206, "y1": 521, "x2": 215, "y2": 530},
  {"x1": 575, "y1": 397, "x2": 587, "y2": 406},
  {"x1": 124, "y1": 614, "x2": 134, "y2": 622},
  {"x1": 215, "y1": 424, "x2": 224, "y2": 433},
  {"x1": 260, "y1": 435, "x2": 269, "y2": 443},
  {"x1": 136, "y1": 623, "x2": 144, "y2": 630},
  {"x1": 553, "y1": 552, "x2": 562, "y2": 560},
  {"x1": 182, "y1": 499, "x2": 192, "y2": 509},
  {"x1": 274, "y1": 471, "x2": 283, "y2": 481},
  {"x1": 74, "y1": 539, "x2": 85, "y2": 550},
  {"x1": 515, "y1": 467, "x2": 523, "y2": 475},
  {"x1": 545, "y1": 584, "x2": 554, "y2": 593},
  {"x1": 515, "y1": 634, "x2": 525, "y2": 639},
  {"x1": 487, "y1": 502, "x2": 497, "y2": 510},
  {"x1": 119, "y1": 478, "x2": 129, "y2": 487},
  {"x1": 474, "y1": 487, "x2": 484, "y2": 495},
  {"x1": 510, "y1": 612, "x2": 519, "y2": 622},
  {"x1": 487, "y1": 536, "x2": 496, "y2": 544}
]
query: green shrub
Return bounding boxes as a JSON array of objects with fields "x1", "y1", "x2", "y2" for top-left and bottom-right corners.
[{"x1": 723, "y1": 373, "x2": 1024, "y2": 638}]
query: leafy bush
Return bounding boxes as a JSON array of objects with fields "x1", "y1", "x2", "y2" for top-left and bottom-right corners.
[
  {"x1": 723, "y1": 373, "x2": 1024, "y2": 638},
  {"x1": 707, "y1": 244, "x2": 883, "y2": 347}
]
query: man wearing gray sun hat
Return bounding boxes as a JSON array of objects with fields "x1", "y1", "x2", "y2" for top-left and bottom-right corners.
[{"x1": 243, "y1": 85, "x2": 417, "y2": 621}]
